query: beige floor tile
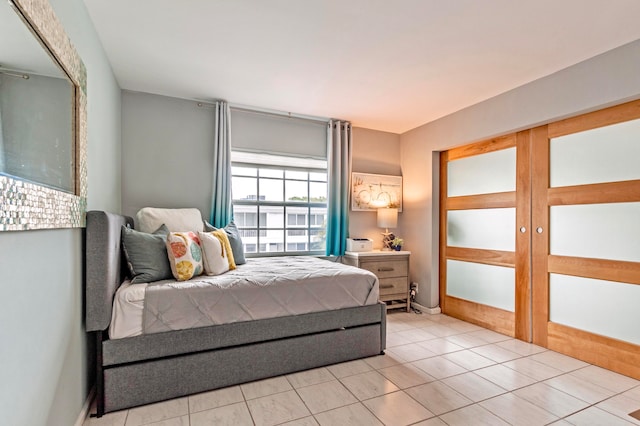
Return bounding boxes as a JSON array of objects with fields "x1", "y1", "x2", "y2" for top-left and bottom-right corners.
[
  {"x1": 513, "y1": 382, "x2": 589, "y2": 417},
  {"x1": 530, "y1": 350, "x2": 589, "y2": 372},
  {"x1": 340, "y1": 370, "x2": 399, "y2": 400},
  {"x1": 378, "y1": 362, "x2": 436, "y2": 389},
  {"x1": 280, "y1": 416, "x2": 319, "y2": 426},
  {"x1": 564, "y1": 406, "x2": 636, "y2": 425},
  {"x1": 395, "y1": 327, "x2": 438, "y2": 343},
  {"x1": 327, "y1": 359, "x2": 372, "y2": 379},
  {"x1": 547, "y1": 420, "x2": 575, "y2": 425},
  {"x1": 479, "y1": 393, "x2": 558, "y2": 426},
  {"x1": 447, "y1": 321, "x2": 484, "y2": 333},
  {"x1": 386, "y1": 342, "x2": 437, "y2": 362},
  {"x1": 405, "y1": 381, "x2": 472, "y2": 415},
  {"x1": 470, "y1": 343, "x2": 522, "y2": 363},
  {"x1": 571, "y1": 365, "x2": 640, "y2": 393},
  {"x1": 416, "y1": 337, "x2": 465, "y2": 355},
  {"x1": 125, "y1": 398, "x2": 188, "y2": 426},
  {"x1": 241, "y1": 376, "x2": 293, "y2": 400},
  {"x1": 440, "y1": 403, "x2": 511, "y2": 426},
  {"x1": 189, "y1": 386, "x2": 244, "y2": 413},
  {"x1": 442, "y1": 372, "x2": 506, "y2": 402},
  {"x1": 421, "y1": 324, "x2": 460, "y2": 337},
  {"x1": 545, "y1": 373, "x2": 616, "y2": 404},
  {"x1": 443, "y1": 349, "x2": 496, "y2": 370},
  {"x1": 443, "y1": 333, "x2": 489, "y2": 349},
  {"x1": 363, "y1": 390, "x2": 435, "y2": 425},
  {"x1": 286, "y1": 368, "x2": 335, "y2": 389},
  {"x1": 496, "y1": 339, "x2": 547, "y2": 356},
  {"x1": 83, "y1": 411, "x2": 127, "y2": 426},
  {"x1": 385, "y1": 332, "x2": 413, "y2": 347},
  {"x1": 246, "y1": 390, "x2": 310, "y2": 426},
  {"x1": 597, "y1": 394, "x2": 640, "y2": 425},
  {"x1": 502, "y1": 357, "x2": 564, "y2": 381},
  {"x1": 296, "y1": 380, "x2": 357, "y2": 414},
  {"x1": 412, "y1": 418, "x2": 448, "y2": 426},
  {"x1": 412, "y1": 355, "x2": 468, "y2": 379},
  {"x1": 622, "y1": 386, "x2": 640, "y2": 402},
  {"x1": 314, "y1": 402, "x2": 383, "y2": 426},
  {"x1": 475, "y1": 364, "x2": 538, "y2": 391},
  {"x1": 190, "y1": 402, "x2": 253, "y2": 426},
  {"x1": 363, "y1": 352, "x2": 403, "y2": 370},
  {"x1": 386, "y1": 321, "x2": 416, "y2": 333},
  {"x1": 466, "y1": 329, "x2": 513, "y2": 344}
]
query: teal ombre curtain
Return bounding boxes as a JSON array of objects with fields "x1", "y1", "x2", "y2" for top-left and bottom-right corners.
[
  {"x1": 325, "y1": 120, "x2": 352, "y2": 256},
  {"x1": 210, "y1": 101, "x2": 232, "y2": 227}
]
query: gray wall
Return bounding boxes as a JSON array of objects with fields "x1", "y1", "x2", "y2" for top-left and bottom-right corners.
[
  {"x1": 0, "y1": 0, "x2": 121, "y2": 424},
  {"x1": 400, "y1": 39, "x2": 640, "y2": 308},
  {"x1": 121, "y1": 91, "x2": 215, "y2": 221}
]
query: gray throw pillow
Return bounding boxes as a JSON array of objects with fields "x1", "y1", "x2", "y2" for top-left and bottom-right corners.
[
  {"x1": 204, "y1": 221, "x2": 246, "y2": 264},
  {"x1": 121, "y1": 224, "x2": 173, "y2": 283}
]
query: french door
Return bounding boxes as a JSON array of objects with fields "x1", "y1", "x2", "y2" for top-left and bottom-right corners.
[{"x1": 440, "y1": 100, "x2": 640, "y2": 379}]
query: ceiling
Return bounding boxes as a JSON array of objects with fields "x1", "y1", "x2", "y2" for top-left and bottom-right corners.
[{"x1": 83, "y1": 0, "x2": 640, "y2": 134}]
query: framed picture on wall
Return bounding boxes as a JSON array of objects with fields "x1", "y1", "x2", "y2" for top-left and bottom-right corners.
[{"x1": 351, "y1": 172, "x2": 403, "y2": 211}]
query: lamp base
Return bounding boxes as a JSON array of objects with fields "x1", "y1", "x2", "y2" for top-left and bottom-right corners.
[{"x1": 381, "y1": 231, "x2": 395, "y2": 251}]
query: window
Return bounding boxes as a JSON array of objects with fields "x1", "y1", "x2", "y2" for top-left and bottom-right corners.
[{"x1": 231, "y1": 152, "x2": 327, "y2": 256}]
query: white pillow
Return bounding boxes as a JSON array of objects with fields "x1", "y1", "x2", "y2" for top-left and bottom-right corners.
[
  {"x1": 136, "y1": 207, "x2": 204, "y2": 233},
  {"x1": 199, "y1": 231, "x2": 234, "y2": 276}
]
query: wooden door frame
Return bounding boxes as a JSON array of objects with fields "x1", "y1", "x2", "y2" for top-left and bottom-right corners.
[
  {"x1": 439, "y1": 134, "x2": 531, "y2": 339},
  {"x1": 531, "y1": 99, "x2": 640, "y2": 379}
]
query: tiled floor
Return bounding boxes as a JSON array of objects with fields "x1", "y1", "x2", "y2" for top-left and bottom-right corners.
[{"x1": 84, "y1": 311, "x2": 640, "y2": 426}]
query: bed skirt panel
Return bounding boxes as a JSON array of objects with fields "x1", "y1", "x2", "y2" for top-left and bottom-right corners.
[
  {"x1": 104, "y1": 324, "x2": 382, "y2": 413},
  {"x1": 104, "y1": 303, "x2": 386, "y2": 366}
]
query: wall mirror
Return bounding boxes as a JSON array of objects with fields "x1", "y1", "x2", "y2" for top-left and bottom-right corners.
[{"x1": 0, "y1": 0, "x2": 87, "y2": 231}]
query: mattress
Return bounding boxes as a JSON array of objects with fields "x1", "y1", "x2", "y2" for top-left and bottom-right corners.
[{"x1": 110, "y1": 256, "x2": 378, "y2": 339}]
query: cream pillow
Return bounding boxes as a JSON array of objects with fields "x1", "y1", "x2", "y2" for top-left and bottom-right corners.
[
  {"x1": 136, "y1": 207, "x2": 204, "y2": 233},
  {"x1": 199, "y1": 230, "x2": 236, "y2": 276},
  {"x1": 166, "y1": 232, "x2": 203, "y2": 281}
]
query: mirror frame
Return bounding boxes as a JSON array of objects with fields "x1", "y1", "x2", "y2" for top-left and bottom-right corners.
[{"x1": 1, "y1": 0, "x2": 87, "y2": 231}]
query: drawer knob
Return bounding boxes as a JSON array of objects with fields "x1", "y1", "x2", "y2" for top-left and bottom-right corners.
[{"x1": 378, "y1": 267, "x2": 394, "y2": 272}]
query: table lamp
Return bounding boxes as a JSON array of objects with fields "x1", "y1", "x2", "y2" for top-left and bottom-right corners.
[{"x1": 377, "y1": 207, "x2": 398, "y2": 250}]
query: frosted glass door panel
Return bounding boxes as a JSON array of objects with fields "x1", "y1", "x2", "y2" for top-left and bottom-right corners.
[
  {"x1": 550, "y1": 202, "x2": 640, "y2": 262},
  {"x1": 550, "y1": 274, "x2": 640, "y2": 345},
  {"x1": 550, "y1": 118, "x2": 640, "y2": 187},
  {"x1": 447, "y1": 260, "x2": 515, "y2": 311},
  {"x1": 448, "y1": 148, "x2": 516, "y2": 197},
  {"x1": 448, "y1": 208, "x2": 515, "y2": 251}
]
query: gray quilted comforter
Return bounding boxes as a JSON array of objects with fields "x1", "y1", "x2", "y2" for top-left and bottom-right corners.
[{"x1": 142, "y1": 256, "x2": 379, "y2": 334}]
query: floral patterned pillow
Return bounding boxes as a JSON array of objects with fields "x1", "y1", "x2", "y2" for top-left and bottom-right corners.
[{"x1": 166, "y1": 232, "x2": 203, "y2": 281}]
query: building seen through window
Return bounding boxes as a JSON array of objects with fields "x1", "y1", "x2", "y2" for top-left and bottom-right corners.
[{"x1": 231, "y1": 152, "x2": 327, "y2": 255}]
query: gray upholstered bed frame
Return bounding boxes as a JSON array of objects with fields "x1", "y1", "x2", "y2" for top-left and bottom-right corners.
[{"x1": 85, "y1": 210, "x2": 387, "y2": 416}]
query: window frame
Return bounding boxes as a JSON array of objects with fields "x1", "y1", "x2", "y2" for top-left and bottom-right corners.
[{"x1": 231, "y1": 158, "x2": 327, "y2": 257}]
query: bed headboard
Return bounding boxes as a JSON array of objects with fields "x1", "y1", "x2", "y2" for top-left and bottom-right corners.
[{"x1": 85, "y1": 210, "x2": 134, "y2": 332}]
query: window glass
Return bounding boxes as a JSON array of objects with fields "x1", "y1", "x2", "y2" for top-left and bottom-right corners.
[{"x1": 232, "y1": 158, "x2": 327, "y2": 256}]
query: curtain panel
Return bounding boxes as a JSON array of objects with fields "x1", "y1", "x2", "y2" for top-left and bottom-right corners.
[
  {"x1": 210, "y1": 100, "x2": 233, "y2": 227},
  {"x1": 326, "y1": 120, "x2": 352, "y2": 256}
]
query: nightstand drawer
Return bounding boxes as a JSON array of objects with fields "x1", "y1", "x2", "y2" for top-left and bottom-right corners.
[
  {"x1": 378, "y1": 277, "x2": 408, "y2": 296},
  {"x1": 360, "y1": 260, "x2": 408, "y2": 278}
]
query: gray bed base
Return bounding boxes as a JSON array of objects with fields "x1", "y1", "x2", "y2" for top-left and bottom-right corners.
[{"x1": 85, "y1": 210, "x2": 387, "y2": 415}]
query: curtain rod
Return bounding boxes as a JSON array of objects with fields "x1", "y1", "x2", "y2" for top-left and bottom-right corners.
[{"x1": 195, "y1": 100, "x2": 348, "y2": 126}]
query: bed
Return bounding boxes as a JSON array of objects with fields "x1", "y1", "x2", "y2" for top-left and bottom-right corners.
[{"x1": 85, "y1": 210, "x2": 386, "y2": 416}]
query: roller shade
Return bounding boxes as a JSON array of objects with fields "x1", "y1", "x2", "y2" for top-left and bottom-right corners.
[{"x1": 230, "y1": 108, "x2": 328, "y2": 159}]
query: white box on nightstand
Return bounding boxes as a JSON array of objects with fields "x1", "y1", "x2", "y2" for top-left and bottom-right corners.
[{"x1": 346, "y1": 238, "x2": 373, "y2": 252}]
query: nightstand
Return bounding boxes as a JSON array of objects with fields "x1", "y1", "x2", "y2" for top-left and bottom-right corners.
[{"x1": 343, "y1": 250, "x2": 411, "y2": 312}]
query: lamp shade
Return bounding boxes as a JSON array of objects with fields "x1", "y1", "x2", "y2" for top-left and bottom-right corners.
[{"x1": 377, "y1": 208, "x2": 398, "y2": 229}]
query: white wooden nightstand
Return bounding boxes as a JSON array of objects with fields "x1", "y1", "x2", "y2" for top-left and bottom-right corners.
[{"x1": 343, "y1": 250, "x2": 411, "y2": 312}]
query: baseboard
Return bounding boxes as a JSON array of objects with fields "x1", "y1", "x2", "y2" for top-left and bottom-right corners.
[
  {"x1": 411, "y1": 301, "x2": 441, "y2": 315},
  {"x1": 74, "y1": 386, "x2": 95, "y2": 426}
]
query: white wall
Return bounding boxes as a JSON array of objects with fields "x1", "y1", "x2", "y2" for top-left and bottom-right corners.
[
  {"x1": 0, "y1": 0, "x2": 122, "y2": 424},
  {"x1": 401, "y1": 39, "x2": 640, "y2": 308}
]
